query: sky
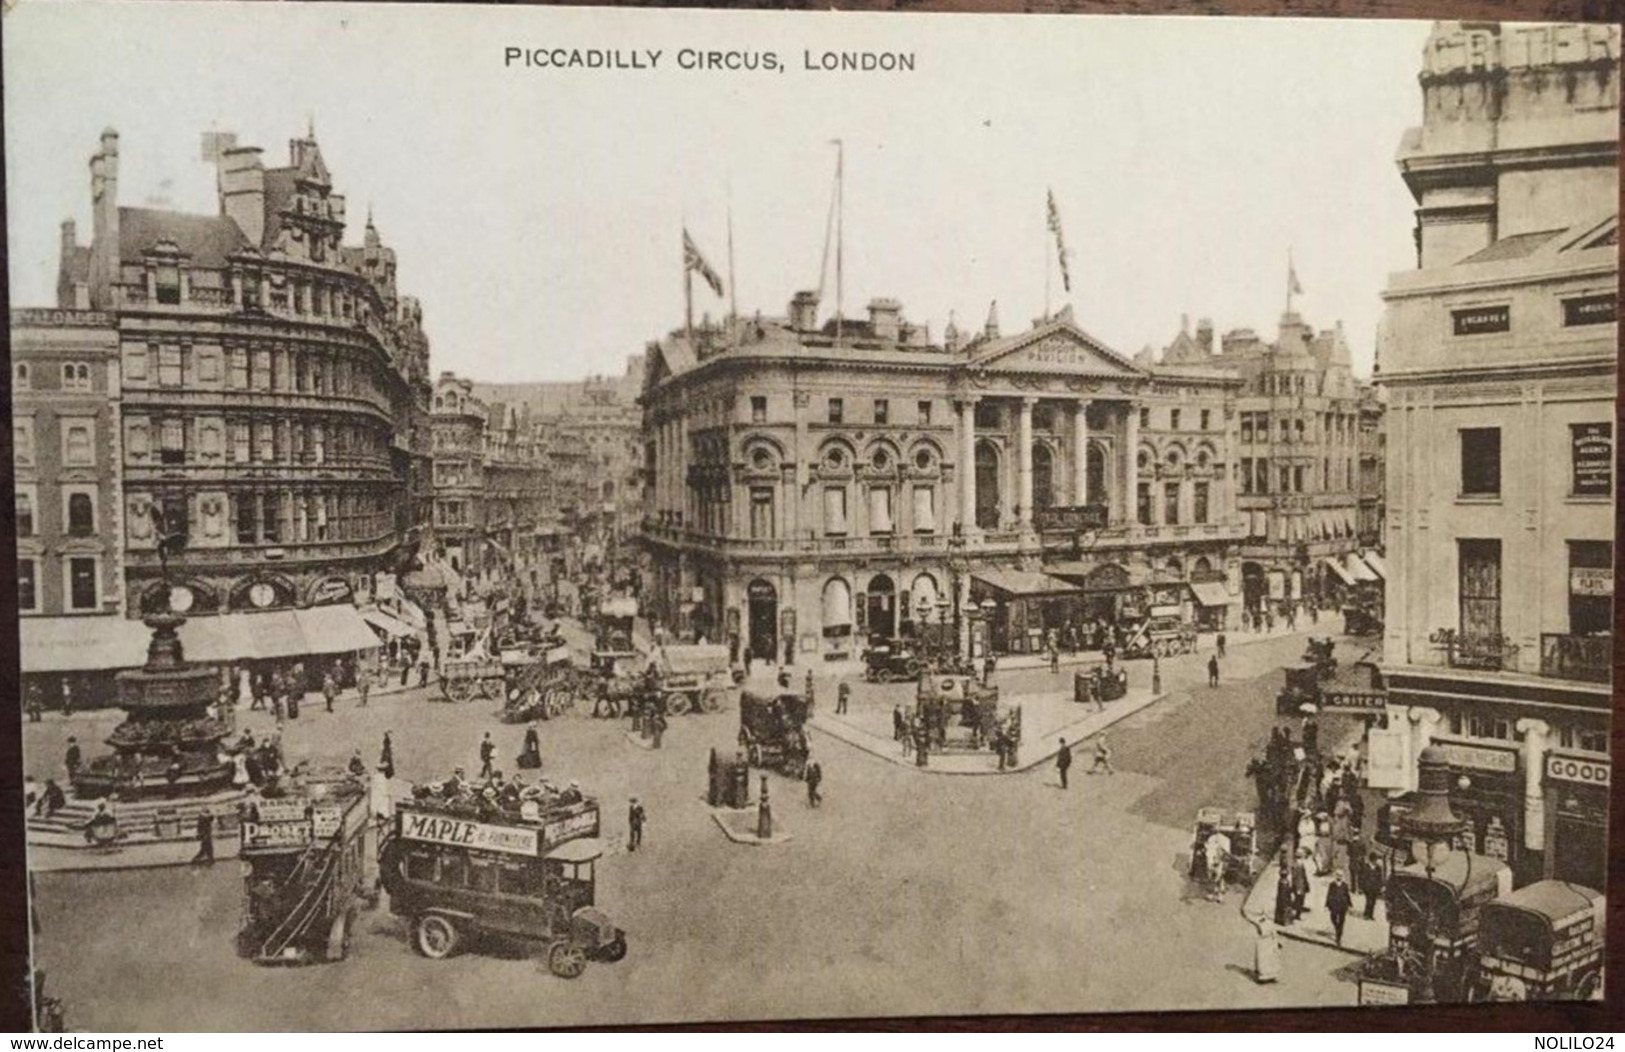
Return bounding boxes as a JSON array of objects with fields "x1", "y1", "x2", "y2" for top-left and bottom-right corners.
[{"x1": 5, "y1": 3, "x2": 1431, "y2": 382}]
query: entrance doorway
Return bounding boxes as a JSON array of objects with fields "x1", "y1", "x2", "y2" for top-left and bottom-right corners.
[
  {"x1": 866, "y1": 574, "x2": 898, "y2": 643},
  {"x1": 1241, "y1": 562, "x2": 1266, "y2": 615},
  {"x1": 747, "y1": 579, "x2": 778, "y2": 664}
]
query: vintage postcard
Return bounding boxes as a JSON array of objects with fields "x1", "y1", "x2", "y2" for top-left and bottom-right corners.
[{"x1": 4, "y1": 1, "x2": 1615, "y2": 1031}]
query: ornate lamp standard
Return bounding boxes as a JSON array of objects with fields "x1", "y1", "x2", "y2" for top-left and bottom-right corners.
[{"x1": 1394, "y1": 744, "x2": 1472, "y2": 1004}]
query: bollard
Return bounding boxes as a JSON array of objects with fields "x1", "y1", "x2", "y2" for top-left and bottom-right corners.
[{"x1": 756, "y1": 776, "x2": 772, "y2": 840}]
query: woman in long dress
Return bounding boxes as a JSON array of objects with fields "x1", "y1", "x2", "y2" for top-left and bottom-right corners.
[{"x1": 1251, "y1": 914, "x2": 1282, "y2": 983}]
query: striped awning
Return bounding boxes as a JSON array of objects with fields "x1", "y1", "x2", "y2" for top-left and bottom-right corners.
[
  {"x1": 20, "y1": 616, "x2": 153, "y2": 674},
  {"x1": 1323, "y1": 557, "x2": 1356, "y2": 586}
]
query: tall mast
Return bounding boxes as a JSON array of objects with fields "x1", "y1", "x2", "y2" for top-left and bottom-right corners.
[
  {"x1": 832, "y1": 138, "x2": 844, "y2": 343},
  {"x1": 727, "y1": 182, "x2": 738, "y2": 331}
]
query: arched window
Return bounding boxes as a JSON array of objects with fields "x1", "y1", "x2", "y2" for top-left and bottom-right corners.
[
  {"x1": 1194, "y1": 556, "x2": 1214, "y2": 575},
  {"x1": 822, "y1": 577, "x2": 853, "y2": 629},
  {"x1": 1031, "y1": 444, "x2": 1055, "y2": 510},
  {"x1": 974, "y1": 441, "x2": 1001, "y2": 530},
  {"x1": 67, "y1": 492, "x2": 94, "y2": 536}
]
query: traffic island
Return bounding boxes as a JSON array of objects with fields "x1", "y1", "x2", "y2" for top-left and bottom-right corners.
[
  {"x1": 709, "y1": 808, "x2": 794, "y2": 846},
  {"x1": 1239, "y1": 854, "x2": 1389, "y2": 956},
  {"x1": 808, "y1": 683, "x2": 1166, "y2": 776}
]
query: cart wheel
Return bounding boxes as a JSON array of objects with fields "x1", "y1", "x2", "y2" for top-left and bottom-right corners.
[
  {"x1": 1577, "y1": 969, "x2": 1602, "y2": 1000},
  {"x1": 598, "y1": 934, "x2": 628, "y2": 963},
  {"x1": 446, "y1": 681, "x2": 474, "y2": 704},
  {"x1": 667, "y1": 693, "x2": 691, "y2": 716},
  {"x1": 874, "y1": 668, "x2": 893, "y2": 684},
  {"x1": 701, "y1": 689, "x2": 725, "y2": 713},
  {"x1": 413, "y1": 914, "x2": 461, "y2": 959},
  {"x1": 548, "y1": 941, "x2": 588, "y2": 979}
]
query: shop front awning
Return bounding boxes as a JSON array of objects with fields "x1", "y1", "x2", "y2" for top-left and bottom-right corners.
[
  {"x1": 1323, "y1": 557, "x2": 1356, "y2": 587},
  {"x1": 298, "y1": 604, "x2": 385, "y2": 655},
  {"x1": 1345, "y1": 552, "x2": 1379, "y2": 583},
  {"x1": 1360, "y1": 551, "x2": 1387, "y2": 580},
  {"x1": 360, "y1": 607, "x2": 417, "y2": 639},
  {"x1": 176, "y1": 606, "x2": 381, "y2": 663},
  {"x1": 20, "y1": 616, "x2": 154, "y2": 674},
  {"x1": 1189, "y1": 581, "x2": 1233, "y2": 608},
  {"x1": 972, "y1": 569, "x2": 1080, "y2": 598}
]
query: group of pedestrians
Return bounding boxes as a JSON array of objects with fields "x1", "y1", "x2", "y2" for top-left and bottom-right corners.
[{"x1": 1054, "y1": 734, "x2": 1114, "y2": 788}]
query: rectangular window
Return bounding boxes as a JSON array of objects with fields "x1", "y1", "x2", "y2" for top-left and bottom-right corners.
[
  {"x1": 913, "y1": 485, "x2": 936, "y2": 533},
  {"x1": 1200, "y1": 409, "x2": 1211, "y2": 431},
  {"x1": 263, "y1": 493, "x2": 281, "y2": 543},
  {"x1": 158, "y1": 419, "x2": 184, "y2": 465},
  {"x1": 1293, "y1": 465, "x2": 1305, "y2": 493},
  {"x1": 155, "y1": 265, "x2": 181, "y2": 305},
  {"x1": 1567, "y1": 540, "x2": 1612, "y2": 636},
  {"x1": 1240, "y1": 415, "x2": 1254, "y2": 444},
  {"x1": 823, "y1": 486, "x2": 848, "y2": 535},
  {"x1": 828, "y1": 398, "x2": 844, "y2": 424},
  {"x1": 231, "y1": 423, "x2": 250, "y2": 464},
  {"x1": 18, "y1": 559, "x2": 37, "y2": 613},
  {"x1": 255, "y1": 422, "x2": 274, "y2": 463},
  {"x1": 750, "y1": 396, "x2": 767, "y2": 424},
  {"x1": 1163, "y1": 482, "x2": 1180, "y2": 525},
  {"x1": 67, "y1": 557, "x2": 98, "y2": 611},
  {"x1": 16, "y1": 491, "x2": 35, "y2": 537},
  {"x1": 1452, "y1": 305, "x2": 1510, "y2": 336},
  {"x1": 1459, "y1": 539, "x2": 1502, "y2": 641},
  {"x1": 1279, "y1": 466, "x2": 1291, "y2": 494},
  {"x1": 1562, "y1": 293, "x2": 1615, "y2": 327},
  {"x1": 874, "y1": 399, "x2": 889, "y2": 425},
  {"x1": 229, "y1": 348, "x2": 249, "y2": 389},
  {"x1": 64, "y1": 422, "x2": 94, "y2": 466},
  {"x1": 1460, "y1": 427, "x2": 1501, "y2": 497},
  {"x1": 869, "y1": 487, "x2": 893, "y2": 534},
  {"x1": 1194, "y1": 481, "x2": 1210, "y2": 524},
  {"x1": 1139, "y1": 408, "x2": 1151, "y2": 430},
  {"x1": 1170, "y1": 409, "x2": 1181, "y2": 431},
  {"x1": 66, "y1": 491, "x2": 95, "y2": 536},
  {"x1": 918, "y1": 401, "x2": 932, "y2": 425},
  {"x1": 1136, "y1": 482, "x2": 1151, "y2": 525},
  {"x1": 157, "y1": 345, "x2": 183, "y2": 387},
  {"x1": 1256, "y1": 458, "x2": 1269, "y2": 494},
  {"x1": 252, "y1": 350, "x2": 272, "y2": 391},
  {"x1": 1571, "y1": 423, "x2": 1612, "y2": 497},
  {"x1": 124, "y1": 345, "x2": 149, "y2": 382},
  {"x1": 13, "y1": 421, "x2": 34, "y2": 467},
  {"x1": 1240, "y1": 457, "x2": 1253, "y2": 495},
  {"x1": 237, "y1": 495, "x2": 257, "y2": 544},
  {"x1": 749, "y1": 486, "x2": 774, "y2": 539}
]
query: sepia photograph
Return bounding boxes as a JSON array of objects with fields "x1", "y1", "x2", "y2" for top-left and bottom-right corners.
[{"x1": 2, "y1": 1, "x2": 1616, "y2": 1032}]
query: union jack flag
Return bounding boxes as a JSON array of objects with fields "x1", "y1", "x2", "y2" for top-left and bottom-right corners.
[{"x1": 683, "y1": 228, "x2": 724, "y2": 298}]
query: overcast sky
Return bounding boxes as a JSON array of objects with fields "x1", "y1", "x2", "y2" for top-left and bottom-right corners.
[{"x1": 6, "y1": 3, "x2": 1431, "y2": 382}]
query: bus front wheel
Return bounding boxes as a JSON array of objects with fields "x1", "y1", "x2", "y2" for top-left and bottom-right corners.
[{"x1": 414, "y1": 914, "x2": 462, "y2": 959}]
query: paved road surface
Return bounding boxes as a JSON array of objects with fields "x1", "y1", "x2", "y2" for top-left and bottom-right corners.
[{"x1": 28, "y1": 628, "x2": 1370, "y2": 1030}]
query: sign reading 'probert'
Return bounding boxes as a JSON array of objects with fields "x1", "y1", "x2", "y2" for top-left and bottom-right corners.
[{"x1": 401, "y1": 812, "x2": 540, "y2": 857}]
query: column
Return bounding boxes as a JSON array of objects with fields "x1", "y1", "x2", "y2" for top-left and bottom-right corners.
[
  {"x1": 1407, "y1": 706, "x2": 1444, "y2": 791},
  {"x1": 958, "y1": 571, "x2": 972, "y2": 659},
  {"x1": 1017, "y1": 398, "x2": 1035, "y2": 528},
  {"x1": 959, "y1": 398, "x2": 978, "y2": 531},
  {"x1": 1516, "y1": 718, "x2": 1551, "y2": 854},
  {"x1": 1072, "y1": 400, "x2": 1090, "y2": 505},
  {"x1": 1124, "y1": 403, "x2": 1140, "y2": 527}
]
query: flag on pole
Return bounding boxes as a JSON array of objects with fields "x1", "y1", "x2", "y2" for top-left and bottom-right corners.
[
  {"x1": 1288, "y1": 256, "x2": 1304, "y2": 297},
  {"x1": 1046, "y1": 189, "x2": 1071, "y2": 293},
  {"x1": 684, "y1": 228, "x2": 724, "y2": 298}
]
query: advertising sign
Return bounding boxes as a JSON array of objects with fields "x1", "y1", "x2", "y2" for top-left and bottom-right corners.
[
  {"x1": 1365, "y1": 729, "x2": 1409, "y2": 790},
  {"x1": 1433, "y1": 739, "x2": 1518, "y2": 773},
  {"x1": 1358, "y1": 979, "x2": 1410, "y2": 1006},
  {"x1": 1572, "y1": 423, "x2": 1612, "y2": 497},
  {"x1": 400, "y1": 811, "x2": 540, "y2": 857},
  {"x1": 542, "y1": 808, "x2": 600, "y2": 849},
  {"x1": 1451, "y1": 305, "x2": 1510, "y2": 336},
  {"x1": 241, "y1": 820, "x2": 312, "y2": 851},
  {"x1": 1569, "y1": 567, "x2": 1612, "y2": 597},
  {"x1": 1546, "y1": 753, "x2": 1611, "y2": 787},
  {"x1": 1321, "y1": 691, "x2": 1387, "y2": 715},
  {"x1": 1034, "y1": 504, "x2": 1108, "y2": 533},
  {"x1": 311, "y1": 577, "x2": 354, "y2": 606}
]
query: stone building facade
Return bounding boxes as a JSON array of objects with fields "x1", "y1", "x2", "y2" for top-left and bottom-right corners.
[
  {"x1": 430, "y1": 373, "x2": 488, "y2": 577},
  {"x1": 42, "y1": 127, "x2": 434, "y2": 632},
  {"x1": 640, "y1": 298, "x2": 1248, "y2": 665},
  {"x1": 1158, "y1": 314, "x2": 1378, "y2": 615},
  {"x1": 1375, "y1": 21, "x2": 1617, "y2": 889}
]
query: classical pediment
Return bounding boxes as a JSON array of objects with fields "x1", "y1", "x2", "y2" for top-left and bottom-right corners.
[{"x1": 967, "y1": 322, "x2": 1144, "y2": 379}]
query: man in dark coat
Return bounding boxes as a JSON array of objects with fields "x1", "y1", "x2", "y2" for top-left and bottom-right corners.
[
  {"x1": 1360, "y1": 851, "x2": 1386, "y2": 920},
  {"x1": 1208, "y1": 654, "x2": 1221, "y2": 688},
  {"x1": 1056, "y1": 738, "x2": 1072, "y2": 789},
  {"x1": 1325, "y1": 871, "x2": 1354, "y2": 945},
  {"x1": 380, "y1": 732, "x2": 395, "y2": 780},
  {"x1": 836, "y1": 681, "x2": 850, "y2": 716},
  {"x1": 192, "y1": 812, "x2": 215, "y2": 865},
  {"x1": 1273, "y1": 860, "x2": 1295, "y2": 927},
  {"x1": 627, "y1": 797, "x2": 645, "y2": 852},
  {"x1": 982, "y1": 653, "x2": 997, "y2": 685},
  {"x1": 479, "y1": 733, "x2": 496, "y2": 779},
  {"x1": 64, "y1": 738, "x2": 82, "y2": 779},
  {"x1": 805, "y1": 761, "x2": 823, "y2": 807},
  {"x1": 892, "y1": 705, "x2": 906, "y2": 742}
]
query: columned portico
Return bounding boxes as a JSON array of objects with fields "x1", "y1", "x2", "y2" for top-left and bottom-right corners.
[
  {"x1": 1017, "y1": 397, "x2": 1035, "y2": 528},
  {"x1": 958, "y1": 397, "x2": 978, "y2": 532},
  {"x1": 1123, "y1": 404, "x2": 1140, "y2": 527},
  {"x1": 1072, "y1": 400, "x2": 1089, "y2": 505}
]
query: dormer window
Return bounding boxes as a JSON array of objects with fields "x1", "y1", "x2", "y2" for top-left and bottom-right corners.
[{"x1": 155, "y1": 264, "x2": 181, "y2": 305}]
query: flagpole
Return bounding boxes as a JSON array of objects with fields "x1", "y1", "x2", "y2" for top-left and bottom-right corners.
[
  {"x1": 1286, "y1": 247, "x2": 1294, "y2": 315},
  {"x1": 832, "y1": 138, "x2": 844, "y2": 344},
  {"x1": 1044, "y1": 206, "x2": 1052, "y2": 321},
  {"x1": 726, "y1": 183, "x2": 738, "y2": 333},
  {"x1": 684, "y1": 229, "x2": 694, "y2": 345}
]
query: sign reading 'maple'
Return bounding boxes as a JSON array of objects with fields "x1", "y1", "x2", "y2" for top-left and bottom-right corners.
[{"x1": 401, "y1": 812, "x2": 540, "y2": 857}]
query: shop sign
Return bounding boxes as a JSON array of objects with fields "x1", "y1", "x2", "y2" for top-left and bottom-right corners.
[
  {"x1": 1452, "y1": 305, "x2": 1510, "y2": 336},
  {"x1": 311, "y1": 577, "x2": 354, "y2": 606},
  {"x1": 311, "y1": 805, "x2": 344, "y2": 840},
  {"x1": 1365, "y1": 729, "x2": 1410, "y2": 790},
  {"x1": 1562, "y1": 293, "x2": 1616, "y2": 327},
  {"x1": 1482, "y1": 816, "x2": 1511, "y2": 862},
  {"x1": 1546, "y1": 754, "x2": 1611, "y2": 787},
  {"x1": 1322, "y1": 691, "x2": 1386, "y2": 715},
  {"x1": 1571, "y1": 423, "x2": 1612, "y2": 497},
  {"x1": 1433, "y1": 740, "x2": 1517, "y2": 773},
  {"x1": 401, "y1": 812, "x2": 539, "y2": 857},
  {"x1": 1569, "y1": 567, "x2": 1612, "y2": 597},
  {"x1": 1358, "y1": 979, "x2": 1410, "y2": 1006},
  {"x1": 256, "y1": 799, "x2": 308, "y2": 823},
  {"x1": 1035, "y1": 504, "x2": 1107, "y2": 533},
  {"x1": 541, "y1": 809, "x2": 599, "y2": 850},
  {"x1": 1267, "y1": 571, "x2": 1286, "y2": 601}
]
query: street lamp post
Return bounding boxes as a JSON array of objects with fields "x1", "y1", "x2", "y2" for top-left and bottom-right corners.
[{"x1": 1395, "y1": 743, "x2": 1472, "y2": 1005}]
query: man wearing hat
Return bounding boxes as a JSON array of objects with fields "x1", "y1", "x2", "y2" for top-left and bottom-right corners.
[
  {"x1": 627, "y1": 797, "x2": 645, "y2": 852},
  {"x1": 1325, "y1": 869, "x2": 1354, "y2": 946}
]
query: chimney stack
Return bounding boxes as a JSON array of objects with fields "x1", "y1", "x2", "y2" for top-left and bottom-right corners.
[
  {"x1": 89, "y1": 129, "x2": 121, "y2": 309},
  {"x1": 218, "y1": 144, "x2": 266, "y2": 247},
  {"x1": 867, "y1": 298, "x2": 902, "y2": 343},
  {"x1": 1196, "y1": 317, "x2": 1214, "y2": 355},
  {"x1": 789, "y1": 291, "x2": 820, "y2": 333}
]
